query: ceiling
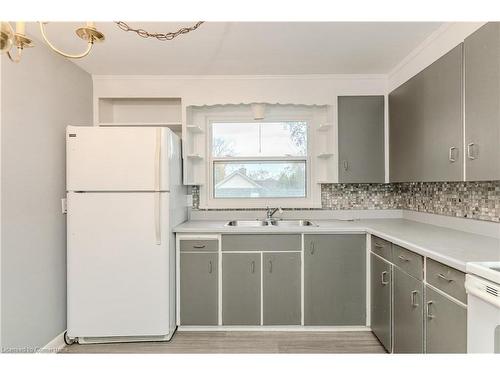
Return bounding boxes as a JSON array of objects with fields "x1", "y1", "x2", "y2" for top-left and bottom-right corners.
[{"x1": 27, "y1": 22, "x2": 443, "y2": 75}]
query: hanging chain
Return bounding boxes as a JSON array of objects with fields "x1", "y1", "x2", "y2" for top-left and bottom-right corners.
[{"x1": 115, "y1": 21, "x2": 204, "y2": 41}]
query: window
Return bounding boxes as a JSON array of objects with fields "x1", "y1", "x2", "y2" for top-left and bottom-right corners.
[{"x1": 211, "y1": 121, "x2": 308, "y2": 199}]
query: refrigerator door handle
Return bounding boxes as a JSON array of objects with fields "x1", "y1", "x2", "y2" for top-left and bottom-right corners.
[
  {"x1": 155, "y1": 192, "x2": 161, "y2": 245},
  {"x1": 154, "y1": 128, "x2": 162, "y2": 192},
  {"x1": 154, "y1": 128, "x2": 162, "y2": 245}
]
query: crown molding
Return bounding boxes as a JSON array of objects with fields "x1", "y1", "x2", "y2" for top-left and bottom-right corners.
[{"x1": 92, "y1": 73, "x2": 388, "y2": 81}]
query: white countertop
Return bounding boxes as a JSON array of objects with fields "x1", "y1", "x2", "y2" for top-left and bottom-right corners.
[{"x1": 174, "y1": 218, "x2": 500, "y2": 272}]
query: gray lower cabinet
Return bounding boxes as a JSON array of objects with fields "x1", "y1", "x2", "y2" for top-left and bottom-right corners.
[
  {"x1": 222, "y1": 234, "x2": 301, "y2": 252},
  {"x1": 370, "y1": 254, "x2": 392, "y2": 352},
  {"x1": 464, "y1": 22, "x2": 500, "y2": 181},
  {"x1": 304, "y1": 234, "x2": 366, "y2": 325},
  {"x1": 180, "y1": 252, "x2": 218, "y2": 325},
  {"x1": 263, "y1": 252, "x2": 301, "y2": 325},
  {"x1": 222, "y1": 253, "x2": 261, "y2": 325},
  {"x1": 393, "y1": 267, "x2": 424, "y2": 353},
  {"x1": 425, "y1": 286, "x2": 467, "y2": 353},
  {"x1": 338, "y1": 96, "x2": 385, "y2": 183},
  {"x1": 389, "y1": 44, "x2": 463, "y2": 182}
]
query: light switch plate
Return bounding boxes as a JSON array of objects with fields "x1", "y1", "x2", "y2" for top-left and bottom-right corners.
[
  {"x1": 186, "y1": 195, "x2": 193, "y2": 207},
  {"x1": 61, "y1": 198, "x2": 67, "y2": 214}
]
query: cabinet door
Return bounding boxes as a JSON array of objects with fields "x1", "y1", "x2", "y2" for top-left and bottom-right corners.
[
  {"x1": 304, "y1": 234, "x2": 366, "y2": 325},
  {"x1": 464, "y1": 22, "x2": 500, "y2": 181},
  {"x1": 425, "y1": 286, "x2": 467, "y2": 353},
  {"x1": 222, "y1": 253, "x2": 261, "y2": 325},
  {"x1": 393, "y1": 268, "x2": 424, "y2": 353},
  {"x1": 180, "y1": 253, "x2": 218, "y2": 325},
  {"x1": 370, "y1": 254, "x2": 392, "y2": 351},
  {"x1": 389, "y1": 44, "x2": 463, "y2": 182},
  {"x1": 338, "y1": 96, "x2": 385, "y2": 183},
  {"x1": 263, "y1": 252, "x2": 301, "y2": 325}
]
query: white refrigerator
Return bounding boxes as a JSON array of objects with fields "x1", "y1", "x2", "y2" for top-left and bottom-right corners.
[{"x1": 66, "y1": 126, "x2": 187, "y2": 343}]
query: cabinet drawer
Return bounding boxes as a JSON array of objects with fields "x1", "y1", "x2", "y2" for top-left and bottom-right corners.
[
  {"x1": 392, "y1": 245, "x2": 424, "y2": 280},
  {"x1": 221, "y1": 234, "x2": 301, "y2": 252},
  {"x1": 426, "y1": 259, "x2": 466, "y2": 304},
  {"x1": 180, "y1": 239, "x2": 218, "y2": 252},
  {"x1": 371, "y1": 235, "x2": 392, "y2": 261}
]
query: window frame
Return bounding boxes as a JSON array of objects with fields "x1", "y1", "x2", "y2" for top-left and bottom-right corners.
[{"x1": 199, "y1": 108, "x2": 322, "y2": 209}]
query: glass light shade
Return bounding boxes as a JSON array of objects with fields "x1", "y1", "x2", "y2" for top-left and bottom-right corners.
[{"x1": 0, "y1": 22, "x2": 14, "y2": 53}]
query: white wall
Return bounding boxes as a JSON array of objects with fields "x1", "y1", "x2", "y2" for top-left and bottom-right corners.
[{"x1": 0, "y1": 46, "x2": 92, "y2": 350}]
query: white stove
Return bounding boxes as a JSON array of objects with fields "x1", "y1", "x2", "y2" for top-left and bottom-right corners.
[{"x1": 465, "y1": 262, "x2": 500, "y2": 353}]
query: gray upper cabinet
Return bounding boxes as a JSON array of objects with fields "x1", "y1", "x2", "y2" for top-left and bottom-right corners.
[
  {"x1": 338, "y1": 96, "x2": 385, "y2": 183},
  {"x1": 304, "y1": 234, "x2": 366, "y2": 325},
  {"x1": 393, "y1": 267, "x2": 424, "y2": 353},
  {"x1": 425, "y1": 286, "x2": 467, "y2": 353},
  {"x1": 263, "y1": 252, "x2": 301, "y2": 325},
  {"x1": 370, "y1": 254, "x2": 392, "y2": 352},
  {"x1": 464, "y1": 22, "x2": 500, "y2": 181},
  {"x1": 389, "y1": 44, "x2": 464, "y2": 182},
  {"x1": 222, "y1": 253, "x2": 261, "y2": 325},
  {"x1": 180, "y1": 253, "x2": 218, "y2": 325}
]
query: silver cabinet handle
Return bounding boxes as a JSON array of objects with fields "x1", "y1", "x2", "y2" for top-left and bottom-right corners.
[
  {"x1": 208, "y1": 260, "x2": 212, "y2": 274},
  {"x1": 251, "y1": 260, "x2": 255, "y2": 274},
  {"x1": 467, "y1": 142, "x2": 477, "y2": 160},
  {"x1": 398, "y1": 255, "x2": 410, "y2": 262},
  {"x1": 310, "y1": 241, "x2": 315, "y2": 255},
  {"x1": 381, "y1": 271, "x2": 389, "y2": 285},
  {"x1": 411, "y1": 290, "x2": 419, "y2": 307},
  {"x1": 374, "y1": 242, "x2": 383, "y2": 249},
  {"x1": 193, "y1": 244, "x2": 206, "y2": 249},
  {"x1": 448, "y1": 146, "x2": 457, "y2": 162},
  {"x1": 343, "y1": 160, "x2": 349, "y2": 171},
  {"x1": 437, "y1": 273, "x2": 454, "y2": 282},
  {"x1": 269, "y1": 260, "x2": 273, "y2": 273},
  {"x1": 426, "y1": 301, "x2": 435, "y2": 319}
]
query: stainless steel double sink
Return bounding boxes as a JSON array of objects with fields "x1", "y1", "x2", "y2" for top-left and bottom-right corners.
[{"x1": 225, "y1": 219, "x2": 317, "y2": 227}]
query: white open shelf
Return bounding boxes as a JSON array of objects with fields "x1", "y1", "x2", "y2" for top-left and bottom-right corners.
[
  {"x1": 315, "y1": 117, "x2": 335, "y2": 183},
  {"x1": 186, "y1": 154, "x2": 204, "y2": 160},
  {"x1": 317, "y1": 152, "x2": 334, "y2": 159},
  {"x1": 97, "y1": 98, "x2": 182, "y2": 133},
  {"x1": 183, "y1": 106, "x2": 207, "y2": 185},
  {"x1": 186, "y1": 124, "x2": 204, "y2": 134},
  {"x1": 317, "y1": 123, "x2": 333, "y2": 132}
]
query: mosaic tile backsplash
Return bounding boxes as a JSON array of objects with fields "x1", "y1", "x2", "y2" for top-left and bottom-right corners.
[{"x1": 191, "y1": 181, "x2": 500, "y2": 222}]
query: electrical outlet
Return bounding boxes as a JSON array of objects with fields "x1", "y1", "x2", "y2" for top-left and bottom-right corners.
[{"x1": 186, "y1": 195, "x2": 193, "y2": 207}]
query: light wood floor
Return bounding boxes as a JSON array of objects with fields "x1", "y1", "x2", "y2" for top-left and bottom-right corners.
[{"x1": 61, "y1": 331, "x2": 387, "y2": 354}]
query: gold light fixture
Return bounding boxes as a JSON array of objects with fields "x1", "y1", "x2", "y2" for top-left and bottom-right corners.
[
  {"x1": 39, "y1": 21, "x2": 105, "y2": 59},
  {"x1": 1, "y1": 22, "x2": 15, "y2": 52},
  {"x1": 2, "y1": 21, "x2": 204, "y2": 63},
  {"x1": 6, "y1": 22, "x2": 34, "y2": 63},
  {"x1": 0, "y1": 21, "x2": 105, "y2": 63}
]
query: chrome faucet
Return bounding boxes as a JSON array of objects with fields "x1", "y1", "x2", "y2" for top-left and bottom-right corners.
[{"x1": 265, "y1": 206, "x2": 283, "y2": 221}]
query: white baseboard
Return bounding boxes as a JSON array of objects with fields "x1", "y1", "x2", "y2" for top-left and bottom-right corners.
[{"x1": 37, "y1": 331, "x2": 66, "y2": 354}]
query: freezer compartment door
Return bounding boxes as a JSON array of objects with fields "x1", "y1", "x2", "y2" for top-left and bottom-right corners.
[
  {"x1": 67, "y1": 192, "x2": 172, "y2": 338},
  {"x1": 66, "y1": 126, "x2": 171, "y2": 191}
]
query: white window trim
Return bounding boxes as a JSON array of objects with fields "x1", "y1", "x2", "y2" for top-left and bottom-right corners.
[{"x1": 198, "y1": 107, "x2": 323, "y2": 209}]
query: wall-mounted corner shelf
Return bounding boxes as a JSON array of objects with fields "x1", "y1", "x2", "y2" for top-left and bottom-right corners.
[
  {"x1": 186, "y1": 124, "x2": 204, "y2": 134},
  {"x1": 317, "y1": 123, "x2": 333, "y2": 132},
  {"x1": 317, "y1": 153, "x2": 334, "y2": 159},
  {"x1": 186, "y1": 154, "x2": 204, "y2": 160}
]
